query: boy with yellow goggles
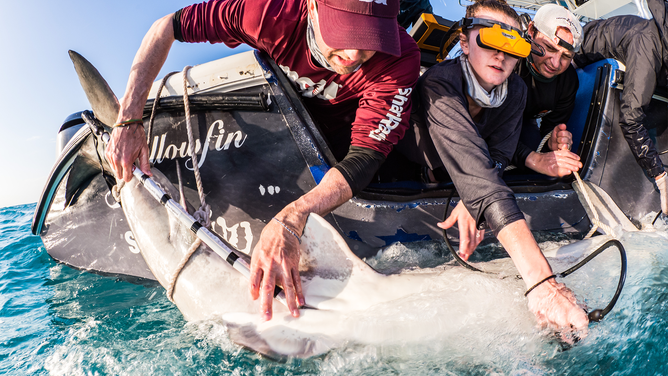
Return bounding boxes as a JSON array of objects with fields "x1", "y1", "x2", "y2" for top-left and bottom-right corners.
[{"x1": 441, "y1": 17, "x2": 539, "y2": 60}]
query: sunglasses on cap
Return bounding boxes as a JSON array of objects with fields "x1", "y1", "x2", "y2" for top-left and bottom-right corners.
[{"x1": 439, "y1": 17, "x2": 543, "y2": 60}]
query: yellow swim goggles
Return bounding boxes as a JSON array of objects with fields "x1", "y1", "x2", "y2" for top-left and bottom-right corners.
[{"x1": 440, "y1": 18, "x2": 537, "y2": 60}]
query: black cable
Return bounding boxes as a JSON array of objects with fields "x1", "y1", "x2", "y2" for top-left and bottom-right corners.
[
  {"x1": 653, "y1": 211, "x2": 662, "y2": 226},
  {"x1": 441, "y1": 192, "x2": 627, "y2": 322},
  {"x1": 555, "y1": 239, "x2": 627, "y2": 322},
  {"x1": 443, "y1": 191, "x2": 490, "y2": 273}
]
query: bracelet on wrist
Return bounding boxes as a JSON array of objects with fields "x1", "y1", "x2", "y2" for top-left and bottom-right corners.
[
  {"x1": 113, "y1": 118, "x2": 144, "y2": 128},
  {"x1": 524, "y1": 274, "x2": 556, "y2": 297},
  {"x1": 272, "y1": 217, "x2": 301, "y2": 244}
]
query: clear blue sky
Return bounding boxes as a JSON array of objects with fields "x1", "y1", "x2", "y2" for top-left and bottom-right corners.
[{"x1": 0, "y1": 0, "x2": 464, "y2": 209}]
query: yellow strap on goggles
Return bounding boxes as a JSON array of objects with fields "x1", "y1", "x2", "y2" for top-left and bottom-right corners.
[{"x1": 477, "y1": 24, "x2": 531, "y2": 59}]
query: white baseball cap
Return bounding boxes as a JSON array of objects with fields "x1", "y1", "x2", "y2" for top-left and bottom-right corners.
[{"x1": 533, "y1": 4, "x2": 583, "y2": 52}]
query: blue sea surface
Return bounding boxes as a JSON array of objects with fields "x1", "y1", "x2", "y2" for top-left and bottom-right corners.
[{"x1": 2, "y1": 203, "x2": 668, "y2": 375}]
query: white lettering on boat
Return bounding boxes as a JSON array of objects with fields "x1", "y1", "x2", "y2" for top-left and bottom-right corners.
[
  {"x1": 213, "y1": 217, "x2": 253, "y2": 255},
  {"x1": 259, "y1": 185, "x2": 281, "y2": 196},
  {"x1": 124, "y1": 231, "x2": 140, "y2": 254},
  {"x1": 149, "y1": 120, "x2": 247, "y2": 167},
  {"x1": 369, "y1": 88, "x2": 412, "y2": 142},
  {"x1": 279, "y1": 65, "x2": 340, "y2": 100}
]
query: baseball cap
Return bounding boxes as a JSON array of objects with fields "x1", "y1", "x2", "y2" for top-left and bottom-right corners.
[
  {"x1": 315, "y1": 0, "x2": 401, "y2": 56},
  {"x1": 533, "y1": 4, "x2": 583, "y2": 52}
]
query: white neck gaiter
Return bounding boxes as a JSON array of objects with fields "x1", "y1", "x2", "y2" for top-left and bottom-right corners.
[{"x1": 460, "y1": 55, "x2": 508, "y2": 108}]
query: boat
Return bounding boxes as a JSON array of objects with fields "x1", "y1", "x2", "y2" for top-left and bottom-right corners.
[{"x1": 31, "y1": 0, "x2": 667, "y2": 281}]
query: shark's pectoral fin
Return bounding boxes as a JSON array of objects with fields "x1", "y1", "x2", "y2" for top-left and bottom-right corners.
[{"x1": 223, "y1": 311, "x2": 341, "y2": 359}]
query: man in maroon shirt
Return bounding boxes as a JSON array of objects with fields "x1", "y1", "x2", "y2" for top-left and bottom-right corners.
[{"x1": 105, "y1": 0, "x2": 420, "y2": 320}]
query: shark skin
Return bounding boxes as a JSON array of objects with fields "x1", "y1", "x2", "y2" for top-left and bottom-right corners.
[{"x1": 120, "y1": 168, "x2": 261, "y2": 320}]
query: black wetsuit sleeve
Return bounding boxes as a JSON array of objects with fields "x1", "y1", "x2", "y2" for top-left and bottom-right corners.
[
  {"x1": 173, "y1": 9, "x2": 184, "y2": 42},
  {"x1": 618, "y1": 30, "x2": 665, "y2": 177},
  {"x1": 512, "y1": 140, "x2": 534, "y2": 167},
  {"x1": 539, "y1": 66, "x2": 579, "y2": 138},
  {"x1": 333, "y1": 146, "x2": 386, "y2": 195}
]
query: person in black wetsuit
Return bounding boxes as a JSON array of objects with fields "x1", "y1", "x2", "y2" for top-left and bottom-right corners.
[
  {"x1": 574, "y1": 0, "x2": 668, "y2": 214},
  {"x1": 512, "y1": 4, "x2": 583, "y2": 177},
  {"x1": 399, "y1": 0, "x2": 589, "y2": 335}
]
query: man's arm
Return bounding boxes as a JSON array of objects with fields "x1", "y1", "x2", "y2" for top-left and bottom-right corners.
[
  {"x1": 497, "y1": 220, "x2": 589, "y2": 334},
  {"x1": 250, "y1": 168, "x2": 353, "y2": 321},
  {"x1": 105, "y1": 14, "x2": 176, "y2": 182}
]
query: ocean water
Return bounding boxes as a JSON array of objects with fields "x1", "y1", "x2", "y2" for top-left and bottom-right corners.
[{"x1": 2, "y1": 203, "x2": 668, "y2": 375}]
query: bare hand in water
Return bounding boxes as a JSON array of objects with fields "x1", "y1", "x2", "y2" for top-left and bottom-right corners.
[
  {"x1": 526, "y1": 277, "x2": 589, "y2": 341},
  {"x1": 438, "y1": 201, "x2": 484, "y2": 261}
]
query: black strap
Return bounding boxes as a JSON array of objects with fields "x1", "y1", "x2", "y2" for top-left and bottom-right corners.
[
  {"x1": 524, "y1": 274, "x2": 556, "y2": 297},
  {"x1": 225, "y1": 252, "x2": 239, "y2": 266}
]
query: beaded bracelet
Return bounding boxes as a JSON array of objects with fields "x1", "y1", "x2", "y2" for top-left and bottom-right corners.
[
  {"x1": 113, "y1": 118, "x2": 144, "y2": 128},
  {"x1": 272, "y1": 217, "x2": 301, "y2": 244},
  {"x1": 524, "y1": 274, "x2": 556, "y2": 297}
]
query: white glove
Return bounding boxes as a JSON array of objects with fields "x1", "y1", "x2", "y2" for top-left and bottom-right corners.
[{"x1": 657, "y1": 172, "x2": 668, "y2": 215}]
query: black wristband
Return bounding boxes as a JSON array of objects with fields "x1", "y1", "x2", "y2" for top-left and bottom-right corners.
[{"x1": 524, "y1": 274, "x2": 556, "y2": 297}]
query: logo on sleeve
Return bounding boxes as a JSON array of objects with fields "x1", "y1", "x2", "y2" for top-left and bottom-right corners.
[{"x1": 369, "y1": 88, "x2": 412, "y2": 142}]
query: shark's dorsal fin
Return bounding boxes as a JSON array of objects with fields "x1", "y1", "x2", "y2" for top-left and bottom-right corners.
[{"x1": 69, "y1": 50, "x2": 120, "y2": 127}]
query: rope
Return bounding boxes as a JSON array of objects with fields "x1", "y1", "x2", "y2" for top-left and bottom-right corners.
[
  {"x1": 166, "y1": 66, "x2": 212, "y2": 300},
  {"x1": 573, "y1": 172, "x2": 614, "y2": 238},
  {"x1": 166, "y1": 238, "x2": 202, "y2": 302},
  {"x1": 180, "y1": 65, "x2": 211, "y2": 228},
  {"x1": 112, "y1": 180, "x2": 125, "y2": 203},
  {"x1": 147, "y1": 71, "x2": 179, "y2": 151},
  {"x1": 505, "y1": 130, "x2": 553, "y2": 172},
  {"x1": 536, "y1": 131, "x2": 552, "y2": 153}
]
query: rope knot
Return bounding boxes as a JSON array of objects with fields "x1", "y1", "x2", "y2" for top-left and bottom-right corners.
[
  {"x1": 193, "y1": 203, "x2": 211, "y2": 228},
  {"x1": 111, "y1": 180, "x2": 126, "y2": 203}
]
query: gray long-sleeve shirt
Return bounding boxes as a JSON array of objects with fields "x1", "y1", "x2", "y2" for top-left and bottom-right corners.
[{"x1": 401, "y1": 57, "x2": 527, "y2": 234}]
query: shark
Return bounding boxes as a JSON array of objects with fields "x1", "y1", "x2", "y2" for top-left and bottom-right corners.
[{"x1": 117, "y1": 166, "x2": 636, "y2": 359}]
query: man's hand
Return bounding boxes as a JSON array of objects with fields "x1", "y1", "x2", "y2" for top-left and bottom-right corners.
[
  {"x1": 526, "y1": 277, "x2": 589, "y2": 341},
  {"x1": 656, "y1": 172, "x2": 668, "y2": 215},
  {"x1": 526, "y1": 149, "x2": 582, "y2": 177},
  {"x1": 105, "y1": 123, "x2": 152, "y2": 182},
  {"x1": 437, "y1": 201, "x2": 484, "y2": 261},
  {"x1": 250, "y1": 217, "x2": 305, "y2": 321},
  {"x1": 547, "y1": 123, "x2": 573, "y2": 151}
]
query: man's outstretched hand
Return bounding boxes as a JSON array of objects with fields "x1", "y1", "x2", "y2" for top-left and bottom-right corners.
[{"x1": 526, "y1": 277, "x2": 589, "y2": 342}]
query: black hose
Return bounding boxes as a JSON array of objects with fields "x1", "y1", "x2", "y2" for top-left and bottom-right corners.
[
  {"x1": 441, "y1": 193, "x2": 627, "y2": 323},
  {"x1": 556, "y1": 239, "x2": 627, "y2": 322},
  {"x1": 443, "y1": 191, "x2": 490, "y2": 273}
]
